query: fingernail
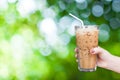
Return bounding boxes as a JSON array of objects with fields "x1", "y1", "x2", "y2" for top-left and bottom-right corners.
[{"x1": 91, "y1": 49, "x2": 95, "y2": 54}]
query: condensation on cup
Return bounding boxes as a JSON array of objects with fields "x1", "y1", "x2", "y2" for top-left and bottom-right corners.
[{"x1": 75, "y1": 25, "x2": 99, "y2": 72}]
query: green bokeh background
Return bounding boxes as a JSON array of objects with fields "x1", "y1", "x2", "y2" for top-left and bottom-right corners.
[{"x1": 0, "y1": 0, "x2": 120, "y2": 80}]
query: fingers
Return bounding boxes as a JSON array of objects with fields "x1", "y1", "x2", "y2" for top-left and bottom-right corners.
[
  {"x1": 75, "y1": 53, "x2": 77, "y2": 58},
  {"x1": 75, "y1": 47, "x2": 79, "y2": 58},
  {"x1": 90, "y1": 47, "x2": 103, "y2": 54},
  {"x1": 75, "y1": 48, "x2": 79, "y2": 62},
  {"x1": 75, "y1": 54, "x2": 78, "y2": 62},
  {"x1": 74, "y1": 48, "x2": 79, "y2": 53},
  {"x1": 76, "y1": 59, "x2": 78, "y2": 62}
]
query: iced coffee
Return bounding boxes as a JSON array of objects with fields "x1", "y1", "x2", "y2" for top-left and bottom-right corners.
[{"x1": 75, "y1": 25, "x2": 99, "y2": 72}]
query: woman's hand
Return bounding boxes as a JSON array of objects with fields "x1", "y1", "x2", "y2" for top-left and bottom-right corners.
[{"x1": 75, "y1": 47, "x2": 120, "y2": 73}]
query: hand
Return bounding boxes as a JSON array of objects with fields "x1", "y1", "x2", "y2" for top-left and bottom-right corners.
[
  {"x1": 75, "y1": 47, "x2": 120, "y2": 73},
  {"x1": 75, "y1": 47, "x2": 112, "y2": 68}
]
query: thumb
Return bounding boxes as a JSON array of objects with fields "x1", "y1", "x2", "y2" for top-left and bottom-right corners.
[{"x1": 90, "y1": 47, "x2": 103, "y2": 54}]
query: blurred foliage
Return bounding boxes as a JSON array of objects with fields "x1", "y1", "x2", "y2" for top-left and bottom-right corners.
[{"x1": 0, "y1": 0, "x2": 120, "y2": 80}]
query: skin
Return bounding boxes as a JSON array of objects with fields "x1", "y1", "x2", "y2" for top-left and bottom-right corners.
[{"x1": 75, "y1": 47, "x2": 120, "y2": 73}]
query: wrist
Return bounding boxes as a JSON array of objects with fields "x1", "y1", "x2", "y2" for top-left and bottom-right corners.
[
  {"x1": 105, "y1": 54, "x2": 120, "y2": 73},
  {"x1": 105, "y1": 54, "x2": 114, "y2": 69},
  {"x1": 99, "y1": 54, "x2": 113, "y2": 69}
]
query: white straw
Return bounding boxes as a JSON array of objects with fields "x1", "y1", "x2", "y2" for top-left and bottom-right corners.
[{"x1": 69, "y1": 13, "x2": 84, "y2": 27}]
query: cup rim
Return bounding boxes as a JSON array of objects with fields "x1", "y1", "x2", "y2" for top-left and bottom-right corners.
[{"x1": 75, "y1": 25, "x2": 99, "y2": 30}]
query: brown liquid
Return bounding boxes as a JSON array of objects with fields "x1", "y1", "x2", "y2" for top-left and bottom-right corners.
[{"x1": 76, "y1": 26, "x2": 98, "y2": 69}]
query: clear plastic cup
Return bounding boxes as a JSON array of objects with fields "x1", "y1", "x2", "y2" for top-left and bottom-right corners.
[{"x1": 75, "y1": 25, "x2": 99, "y2": 72}]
